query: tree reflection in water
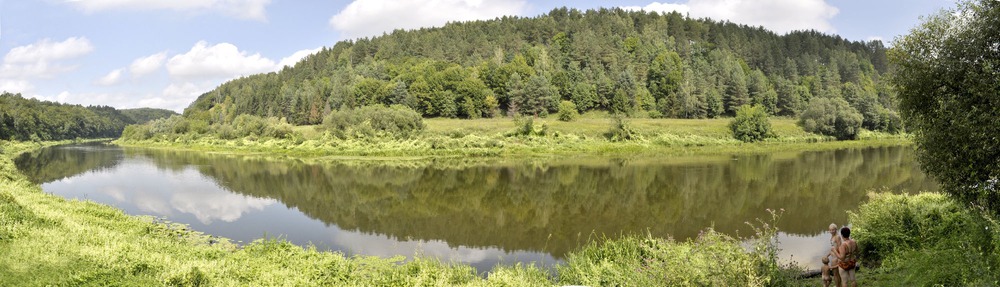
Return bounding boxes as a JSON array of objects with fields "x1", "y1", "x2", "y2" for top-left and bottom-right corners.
[{"x1": 17, "y1": 144, "x2": 937, "y2": 265}]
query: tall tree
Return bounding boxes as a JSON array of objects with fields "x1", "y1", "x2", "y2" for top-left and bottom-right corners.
[{"x1": 890, "y1": 0, "x2": 1000, "y2": 213}]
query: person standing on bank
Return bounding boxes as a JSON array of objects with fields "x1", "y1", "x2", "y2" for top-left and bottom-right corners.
[
  {"x1": 822, "y1": 223, "x2": 842, "y2": 287},
  {"x1": 834, "y1": 226, "x2": 858, "y2": 287}
]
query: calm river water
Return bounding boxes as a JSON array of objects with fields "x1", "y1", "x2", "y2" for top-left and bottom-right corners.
[{"x1": 15, "y1": 143, "x2": 937, "y2": 271}]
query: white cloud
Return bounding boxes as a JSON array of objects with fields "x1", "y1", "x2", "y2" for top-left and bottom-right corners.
[
  {"x1": 278, "y1": 47, "x2": 321, "y2": 68},
  {"x1": 330, "y1": 0, "x2": 527, "y2": 39},
  {"x1": 0, "y1": 37, "x2": 94, "y2": 79},
  {"x1": 129, "y1": 52, "x2": 167, "y2": 78},
  {"x1": 166, "y1": 41, "x2": 276, "y2": 81},
  {"x1": 4, "y1": 37, "x2": 94, "y2": 64},
  {"x1": 0, "y1": 79, "x2": 34, "y2": 94},
  {"x1": 96, "y1": 68, "x2": 124, "y2": 86},
  {"x1": 146, "y1": 81, "x2": 218, "y2": 112},
  {"x1": 29, "y1": 91, "x2": 127, "y2": 107},
  {"x1": 66, "y1": 0, "x2": 272, "y2": 21},
  {"x1": 624, "y1": 0, "x2": 839, "y2": 34}
]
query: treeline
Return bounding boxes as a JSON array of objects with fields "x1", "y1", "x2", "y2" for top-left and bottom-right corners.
[
  {"x1": 183, "y1": 7, "x2": 897, "y2": 132},
  {"x1": 0, "y1": 92, "x2": 176, "y2": 141},
  {"x1": 120, "y1": 108, "x2": 178, "y2": 125}
]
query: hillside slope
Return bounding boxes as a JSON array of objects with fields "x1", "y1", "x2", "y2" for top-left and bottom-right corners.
[{"x1": 184, "y1": 7, "x2": 894, "y2": 130}]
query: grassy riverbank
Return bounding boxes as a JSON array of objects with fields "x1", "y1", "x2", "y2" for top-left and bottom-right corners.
[
  {"x1": 116, "y1": 116, "x2": 910, "y2": 159},
  {"x1": 5, "y1": 140, "x2": 992, "y2": 286},
  {"x1": 1, "y1": 140, "x2": 798, "y2": 285}
]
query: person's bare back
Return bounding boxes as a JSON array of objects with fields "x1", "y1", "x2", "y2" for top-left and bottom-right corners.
[{"x1": 836, "y1": 227, "x2": 858, "y2": 287}]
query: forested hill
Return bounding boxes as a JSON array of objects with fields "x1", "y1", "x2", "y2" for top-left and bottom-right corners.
[
  {"x1": 120, "y1": 108, "x2": 180, "y2": 124},
  {"x1": 0, "y1": 93, "x2": 176, "y2": 141},
  {"x1": 184, "y1": 7, "x2": 894, "y2": 130}
]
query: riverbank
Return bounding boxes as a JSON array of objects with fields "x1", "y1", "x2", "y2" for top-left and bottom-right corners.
[
  {"x1": 0, "y1": 140, "x2": 797, "y2": 285},
  {"x1": 115, "y1": 117, "x2": 911, "y2": 160},
  {"x1": 5, "y1": 139, "x2": 988, "y2": 285}
]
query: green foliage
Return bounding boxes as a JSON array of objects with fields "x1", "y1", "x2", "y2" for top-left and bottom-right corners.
[
  {"x1": 322, "y1": 105, "x2": 425, "y2": 139},
  {"x1": 229, "y1": 114, "x2": 296, "y2": 139},
  {"x1": 182, "y1": 8, "x2": 895, "y2": 123},
  {"x1": 119, "y1": 115, "x2": 297, "y2": 142},
  {"x1": 556, "y1": 101, "x2": 579, "y2": 122},
  {"x1": 557, "y1": 211, "x2": 795, "y2": 286},
  {"x1": 0, "y1": 92, "x2": 138, "y2": 141},
  {"x1": 798, "y1": 97, "x2": 863, "y2": 140},
  {"x1": 729, "y1": 105, "x2": 773, "y2": 142},
  {"x1": 507, "y1": 116, "x2": 548, "y2": 137},
  {"x1": 119, "y1": 108, "x2": 178, "y2": 124},
  {"x1": 890, "y1": 0, "x2": 1000, "y2": 214},
  {"x1": 605, "y1": 116, "x2": 641, "y2": 142},
  {"x1": 851, "y1": 192, "x2": 1000, "y2": 286},
  {"x1": 557, "y1": 233, "x2": 766, "y2": 286}
]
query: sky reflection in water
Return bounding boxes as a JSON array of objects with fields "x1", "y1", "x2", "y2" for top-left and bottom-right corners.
[{"x1": 16, "y1": 143, "x2": 936, "y2": 271}]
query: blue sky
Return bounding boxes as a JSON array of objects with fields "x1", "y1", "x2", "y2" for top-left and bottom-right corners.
[{"x1": 0, "y1": 0, "x2": 955, "y2": 112}]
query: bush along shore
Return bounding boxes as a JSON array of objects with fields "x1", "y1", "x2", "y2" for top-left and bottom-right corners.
[
  {"x1": 115, "y1": 108, "x2": 910, "y2": 159},
  {"x1": 1, "y1": 140, "x2": 804, "y2": 286}
]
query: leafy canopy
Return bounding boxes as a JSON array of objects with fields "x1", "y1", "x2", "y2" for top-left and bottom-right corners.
[
  {"x1": 890, "y1": 0, "x2": 1000, "y2": 212},
  {"x1": 797, "y1": 97, "x2": 863, "y2": 141},
  {"x1": 729, "y1": 105, "x2": 772, "y2": 143}
]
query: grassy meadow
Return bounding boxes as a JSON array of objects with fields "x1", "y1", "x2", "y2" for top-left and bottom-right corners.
[{"x1": 119, "y1": 115, "x2": 910, "y2": 160}]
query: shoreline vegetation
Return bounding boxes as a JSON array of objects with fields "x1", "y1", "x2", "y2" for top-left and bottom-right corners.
[
  {"x1": 114, "y1": 115, "x2": 911, "y2": 161},
  {"x1": 4, "y1": 134, "x2": 994, "y2": 285},
  {"x1": 2, "y1": 140, "x2": 802, "y2": 286}
]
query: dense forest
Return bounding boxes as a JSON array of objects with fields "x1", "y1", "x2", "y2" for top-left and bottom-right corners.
[
  {"x1": 120, "y1": 108, "x2": 179, "y2": 125},
  {"x1": 0, "y1": 93, "x2": 176, "y2": 141},
  {"x1": 184, "y1": 7, "x2": 897, "y2": 133}
]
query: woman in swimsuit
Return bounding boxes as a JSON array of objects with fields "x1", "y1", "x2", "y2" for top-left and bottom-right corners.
[
  {"x1": 822, "y1": 223, "x2": 842, "y2": 287},
  {"x1": 835, "y1": 226, "x2": 858, "y2": 287}
]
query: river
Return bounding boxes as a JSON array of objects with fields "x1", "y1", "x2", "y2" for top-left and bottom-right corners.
[{"x1": 14, "y1": 143, "x2": 937, "y2": 272}]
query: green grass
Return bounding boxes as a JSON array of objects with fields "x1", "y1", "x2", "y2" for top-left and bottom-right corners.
[
  {"x1": 0, "y1": 140, "x2": 799, "y2": 286},
  {"x1": 117, "y1": 117, "x2": 910, "y2": 160}
]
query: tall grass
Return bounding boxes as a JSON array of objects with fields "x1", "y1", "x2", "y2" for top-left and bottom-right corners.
[
  {"x1": 116, "y1": 117, "x2": 911, "y2": 160},
  {"x1": 850, "y1": 192, "x2": 1000, "y2": 286}
]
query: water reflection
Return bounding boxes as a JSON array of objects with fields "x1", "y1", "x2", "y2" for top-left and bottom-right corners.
[{"x1": 15, "y1": 143, "x2": 937, "y2": 270}]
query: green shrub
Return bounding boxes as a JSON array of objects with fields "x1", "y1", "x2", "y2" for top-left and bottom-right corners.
[
  {"x1": 851, "y1": 192, "x2": 999, "y2": 285},
  {"x1": 729, "y1": 105, "x2": 772, "y2": 142},
  {"x1": 605, "y1": 116, "x2": 641, "y2": 142},
  {"x1": 507, "y1": 116, "x2": 547, "y2": 137},
  {"x1": 798, "y1": 97, "x2": 863, "y2": 140},
  {"x1": 876, "y1": 108, "x2": 903, "y2": 134},
  {"x1": 120, "y1": 125, "x2": 153, "y2": 141},
  {"x1": 322, "y1": 105, "x2": 425, "y2": 139},
  {"x1": 226, "y1": 115, "x2": 296, "y2": 140},
  {"x1": 556, "y1": 101, "x2": 579, "y2": 122}
]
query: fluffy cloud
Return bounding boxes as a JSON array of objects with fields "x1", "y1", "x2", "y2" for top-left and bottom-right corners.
[
  {"x1": 4, "y1": 37, "x2": 94, "y2": 64},
  {"x1": 129, "y1": 52, "x2": 167, "y2": 78},
  {"x1": 330, "y1": 0, "x2": 527, "y2": 39},
  {"x1": 1, "y1": 37, "x2": 94, "y2": 79},
  {"x1": 278, "y1": 47, "x2": 321, "y2": 68},
  {"x1": 96, "y1": 68, "x2": 124, "y2": 86},
  {"x1": 17, "y1": 40, "x2": 325, "y2": 112},
  {"x1": 30, "y1": 91, "x2": 130, "y2": 108},
  {"x1": 0, "y1": 80, "x2": 33, "y2": 94},
  {"x1": 624, "y1": 0, "x2": 839, "y2": 34},
  {"x1": 65, "y1": 0, "x2": 272, "y2": 21},
  {"x1": 166, "y1": 41, "x2": 276, "y2": 81}
]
